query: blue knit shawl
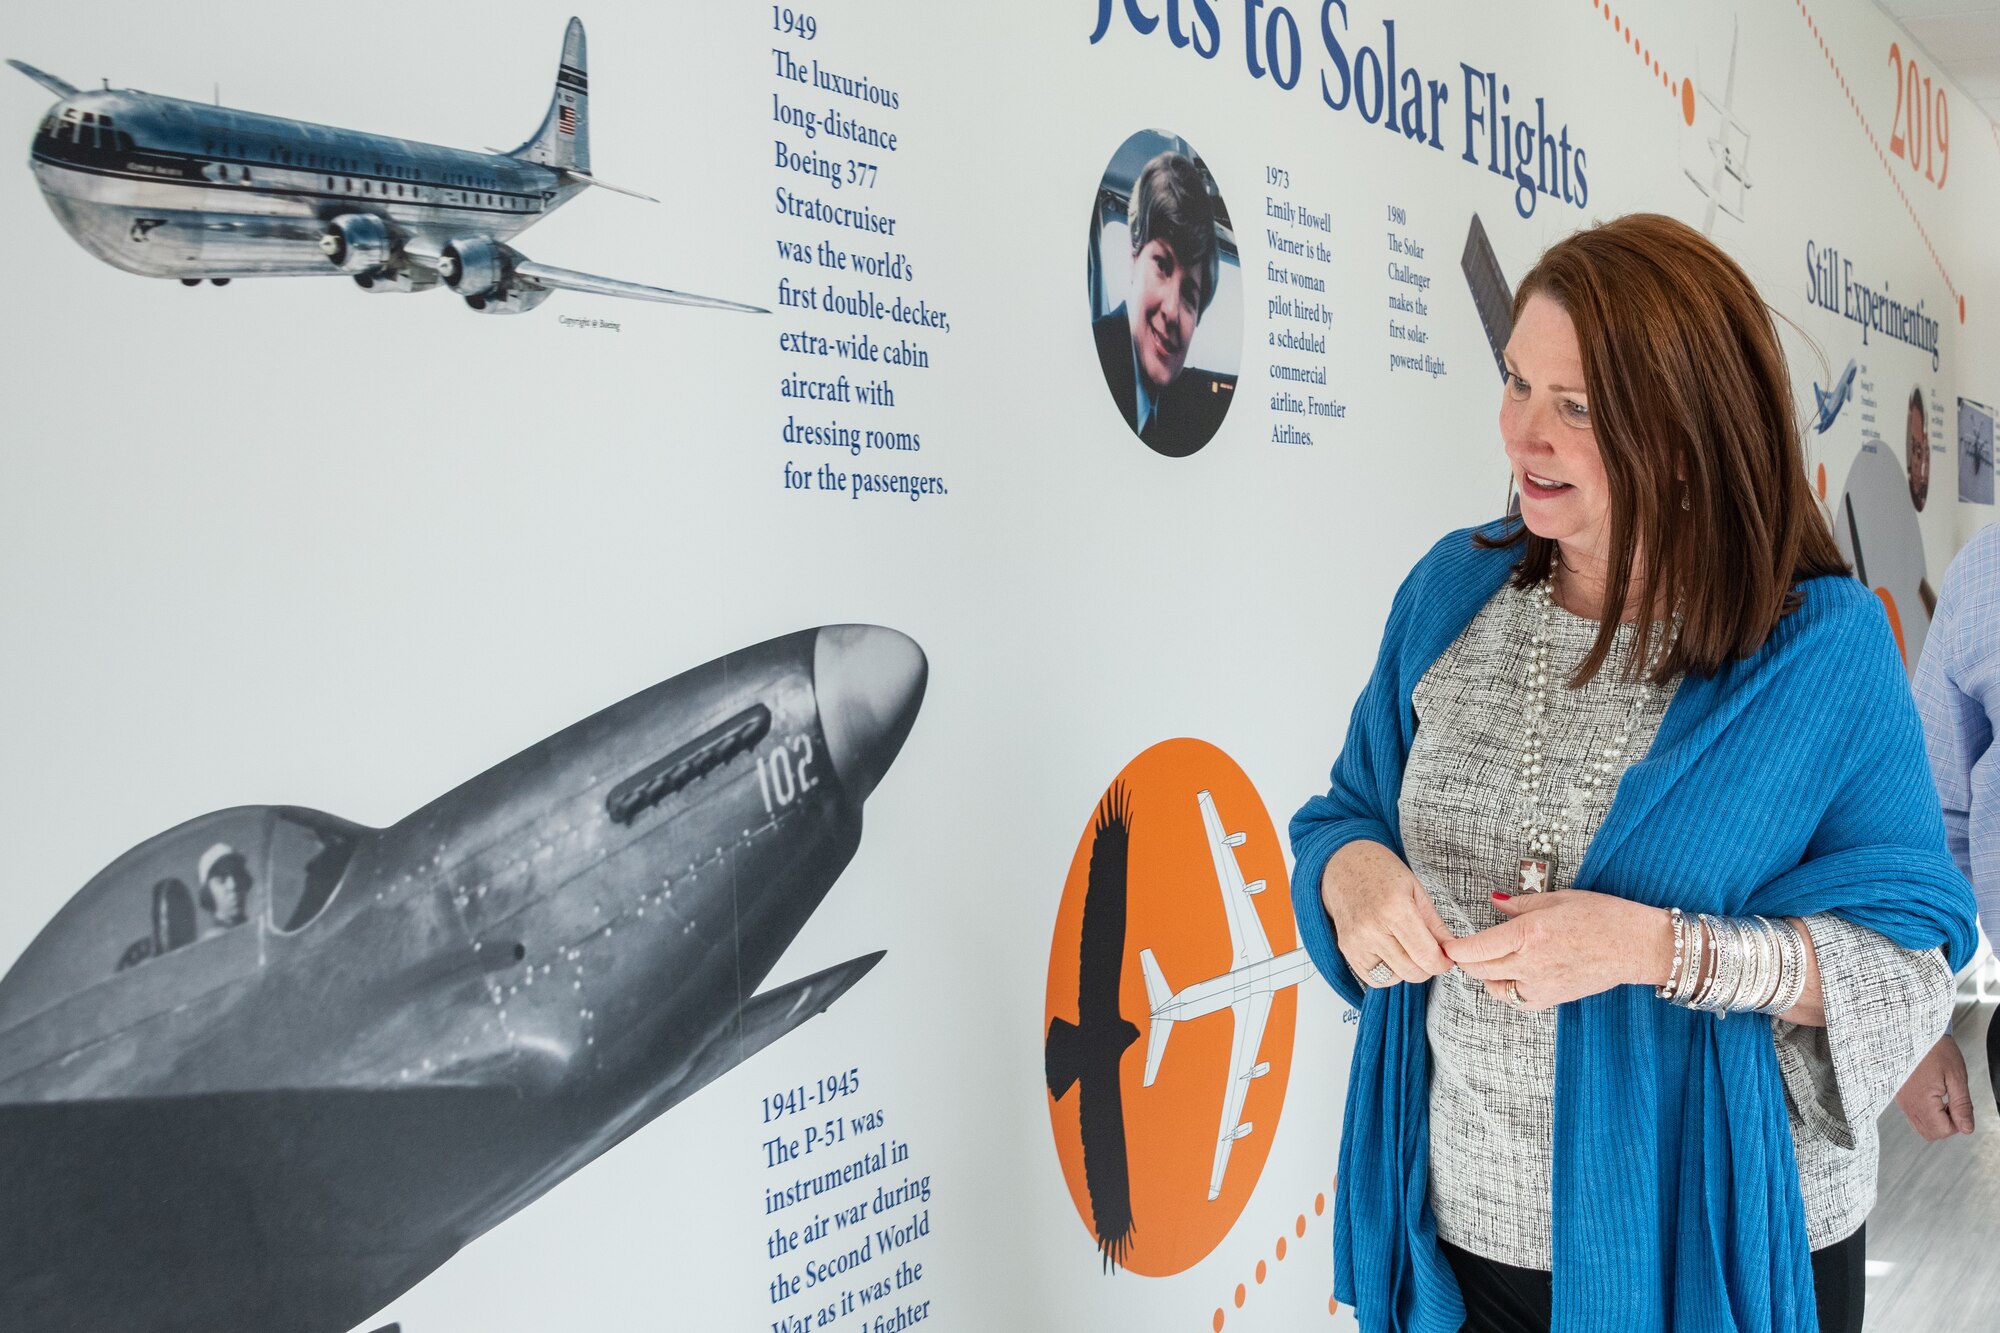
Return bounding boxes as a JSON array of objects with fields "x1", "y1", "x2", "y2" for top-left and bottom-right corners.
[{"x1": 1289, "y1": 524, "x2": 1979, "y2": 1333}]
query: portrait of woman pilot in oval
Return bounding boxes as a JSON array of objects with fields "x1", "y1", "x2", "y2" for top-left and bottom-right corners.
[{"x1": 1086, "y1": 131, "x2": 1241, "y2": 459}]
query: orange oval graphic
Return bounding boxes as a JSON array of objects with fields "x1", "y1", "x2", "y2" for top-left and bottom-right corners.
[{"x1": 1042, "y1": 739, "x2": 1300, "y2": 1276}]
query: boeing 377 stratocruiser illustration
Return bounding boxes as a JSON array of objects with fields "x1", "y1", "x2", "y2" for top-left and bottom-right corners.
[
  {"x1": 1137, "y1": 790, "x2": 1312, "y2": 1202},
  {"x1": 0, "y1": 625, "x2": 925, "y2": 1333},
  {"x1": 8, "y1": 17, "x2": 763, "y2": 315}
]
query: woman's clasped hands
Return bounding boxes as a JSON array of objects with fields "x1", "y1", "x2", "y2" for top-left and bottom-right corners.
[{"x1": 1322, "y1": 841, "x2": 1672, "y2": 1010}]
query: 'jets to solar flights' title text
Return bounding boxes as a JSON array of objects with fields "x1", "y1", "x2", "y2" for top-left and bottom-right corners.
[{"x1": 1088, "y1": 0, "x2": 1593, "y2": 220}]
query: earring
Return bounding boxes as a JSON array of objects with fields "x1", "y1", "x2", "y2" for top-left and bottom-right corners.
[{"x1": 1680, "y1": 488, "x2": 1692, "y2": 512}]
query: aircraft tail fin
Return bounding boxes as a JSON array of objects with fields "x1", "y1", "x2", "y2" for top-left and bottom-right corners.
[
  {"x1": 511, "y1": 17, "x2": 590, "y2": 172},
  {"x1": 1138, "y1": 948, "x2": 1175, "y2": 1087},
  {"x1": 1139, "y1": 947, "x2": 1172, "y2": 1013},
  {"x1": 7, "y1": 59, "x2": 78, "y2": 98}
]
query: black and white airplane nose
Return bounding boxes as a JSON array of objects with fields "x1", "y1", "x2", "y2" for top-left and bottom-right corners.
[{"x1": 813, "y1": 626, "x2": 927, "y2": 804}]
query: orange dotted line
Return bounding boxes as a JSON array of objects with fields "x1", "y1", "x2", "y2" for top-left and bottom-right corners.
[
  {"x1": 1791, "y1": 0, "x2": 1964, "y2": 323},
  {"x1": 1591, "y1": 0, "x2": 1695, "y2": 126},
  {"x1": 1211, "y1": 1180, "x2": 1337, "y2": 1331}
]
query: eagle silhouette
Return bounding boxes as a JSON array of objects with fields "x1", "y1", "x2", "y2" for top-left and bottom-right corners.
[{"x1": 1045, "y1": 785, "x2": 1141, "y2": 1271}]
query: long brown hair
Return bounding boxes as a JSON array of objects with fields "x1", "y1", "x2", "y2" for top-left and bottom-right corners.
[{"x1": 1477, "y1": 213, "x2": 1849, "y2": 685}]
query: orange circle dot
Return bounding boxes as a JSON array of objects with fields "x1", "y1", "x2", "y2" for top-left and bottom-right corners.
[
  {"x1": 1276, "y1": 1237, "x2": 1289, "y2": 1261},
  {"x1": 1315, "y1": 1193, "x2": 1327, "y2": 1216},
  {"x1": 1681, "y1": 79, "x2": 1696, "y2": 126},
  {"x1": 1296, "y1": 1215, "x2": 1308, "y2": 1237},
  {"x1": 1815, "y1": 463, "x2": 1826, "y2": 500},
  {"x1": 1614, "y1": 17, "x2": 1622, "y2": 33},
  {"x1": 1234, "y1": 1284, "x2": 1248, "y2": 1309},
  {"x1": 1213, "y1": 1311, "x2": 1226, "y2": 1333},
  {"x1": 1330, "y1": 1296, "x2": 1341, "y2": 1315},
  {"x1": 1256, "y1": 1260, "x2": 1269, "y2": 1284}
]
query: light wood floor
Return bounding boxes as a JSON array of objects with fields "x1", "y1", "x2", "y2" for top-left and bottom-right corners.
[{"x1": 1865, "y1": 980, "x2": 2000, "y2": 1330}]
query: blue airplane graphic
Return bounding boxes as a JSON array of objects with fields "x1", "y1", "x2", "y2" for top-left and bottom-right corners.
[{"x1": 1813, "y1": 359, "x2": 1858, "y2": 435}]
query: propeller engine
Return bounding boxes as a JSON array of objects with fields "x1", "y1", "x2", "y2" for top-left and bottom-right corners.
[
  {"x1": 437, "y1": 237, "x2": 507, "y2": 299},
  {"x1": 437, "y1": 237, "x2": 549, "y2": 314},
  {"x1": 317, "y1": 214, "x2": 392, "y2": 276}
]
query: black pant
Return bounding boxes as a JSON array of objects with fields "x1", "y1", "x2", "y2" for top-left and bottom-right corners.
[
  {"x1": 1442, "y1": 1225, "x2": 1865, "y2": 1333},
  {"x1": 1987, "y1": 1003, "x2": 1999, "y2": 1113}
]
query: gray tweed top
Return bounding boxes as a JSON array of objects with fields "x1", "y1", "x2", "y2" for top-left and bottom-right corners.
[{"x1": 1402, "y1": 579, "x2": 1951, "y2": 1269}]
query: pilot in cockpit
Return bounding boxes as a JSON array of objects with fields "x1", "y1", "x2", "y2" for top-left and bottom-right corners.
[{"x1": 196, "y1": 843, "x2": 251, "y2": 936}]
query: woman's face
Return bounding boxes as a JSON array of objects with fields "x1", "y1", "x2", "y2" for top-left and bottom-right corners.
[
  {"x1": 1128, "y1": 237, "x2": 1202, "y2": 394},
  {"x1": 1501, "y1": 294, "x2": 1613, "y2": 568}
]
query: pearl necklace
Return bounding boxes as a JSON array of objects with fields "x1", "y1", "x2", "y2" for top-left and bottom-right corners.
[{"x1": 1514, "y1": 578, "x2": 1664, "y2": 895}]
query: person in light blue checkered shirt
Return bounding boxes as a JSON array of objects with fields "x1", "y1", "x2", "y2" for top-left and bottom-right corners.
[{"x1": 1907, "y1": 521, "x2": 2000, "y2": 1132}]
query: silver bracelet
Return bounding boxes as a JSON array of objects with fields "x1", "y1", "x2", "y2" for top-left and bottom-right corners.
[
  {"x1": 1680, "y1": 909, "x2": 1705, "y2": 1004},
  {"x1": 1669, "y1": 913, "x2": 1805, "y2": 1017},
  {"x1": 1656, "y1": 907, "x2": 1687, "y2": 1001},
  {"x1": 1780, "y1": 918, "x2": 1810, "y2": 1014},
  {"x1": 1740, "y1": 917, "x2": 1773, "y2": 1013},
  {"x1": 1761, "y1": 918, "x2": 1810, "y2": 1016},
  {"x1": 1729, "y1": 917, "x2": 1758, "y2": 1014},
  {"x1": 1698, "y1": 914, "x2": 1741, "y2": 1014},
  {"x1": 1690, "y1": 913, "x2": 1724, "y2": 1011},
  {"x1": 1685, "y1": 913, "x2": 1715, "y2": 1010},
  {"x1": 1740, "y1": 917, "x2": 1771, "y2": 1014},
  {"x1": 1724, "y1": 917, "x2": 1760, "y2": 1015},
  {"x1": 1754, "y1": 917, "x2": 1786, "y2": 1011}
]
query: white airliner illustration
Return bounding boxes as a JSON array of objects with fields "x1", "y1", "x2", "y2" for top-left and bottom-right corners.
[
  {"x1": 8, "y1": 18, "x2": 763, "y2": 316},
  {"x1": 1812, "y1": 359, "x2": 1859, "y2": 434},
  {"x1": 1683, "y1": 17, "x2": 1752, "y2": 233},
  {"x1": 1138, "y1": 790, "x2": 1313, "y2": 1202}
]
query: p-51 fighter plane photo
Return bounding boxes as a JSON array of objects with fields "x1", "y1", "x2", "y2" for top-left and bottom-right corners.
[
  {"x1": 8, "y1": 17, "x2": 763, "y2": 315},
  {"x1": 0, "y1": 624, "x2": 925, "y2": 1333},
  {"x1": 1137, "y1": 790, "x2": 1312, "y2": 1202}
]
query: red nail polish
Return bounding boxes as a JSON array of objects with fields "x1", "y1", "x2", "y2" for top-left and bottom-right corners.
[{"x1": 1492, "y1": 891, "x2": 1512, "y2": 901}]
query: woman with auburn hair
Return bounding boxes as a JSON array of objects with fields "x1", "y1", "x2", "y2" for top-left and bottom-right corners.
[{"x1": 1290, "y1": 213, "x2": 1977, "y2": 1333}]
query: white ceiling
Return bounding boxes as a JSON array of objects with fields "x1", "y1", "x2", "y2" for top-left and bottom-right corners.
[{"x1": 1875, "y1": 1, "x2": 2000, "y2": 127}]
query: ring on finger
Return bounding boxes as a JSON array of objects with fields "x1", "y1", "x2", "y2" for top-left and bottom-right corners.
[
  {"x1": 1366, "y1": 961, "x2": 1395, "y2": 987},
  {"x1": 1505, "y1": 980, "x2": 1528, "y2": 1010}
]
